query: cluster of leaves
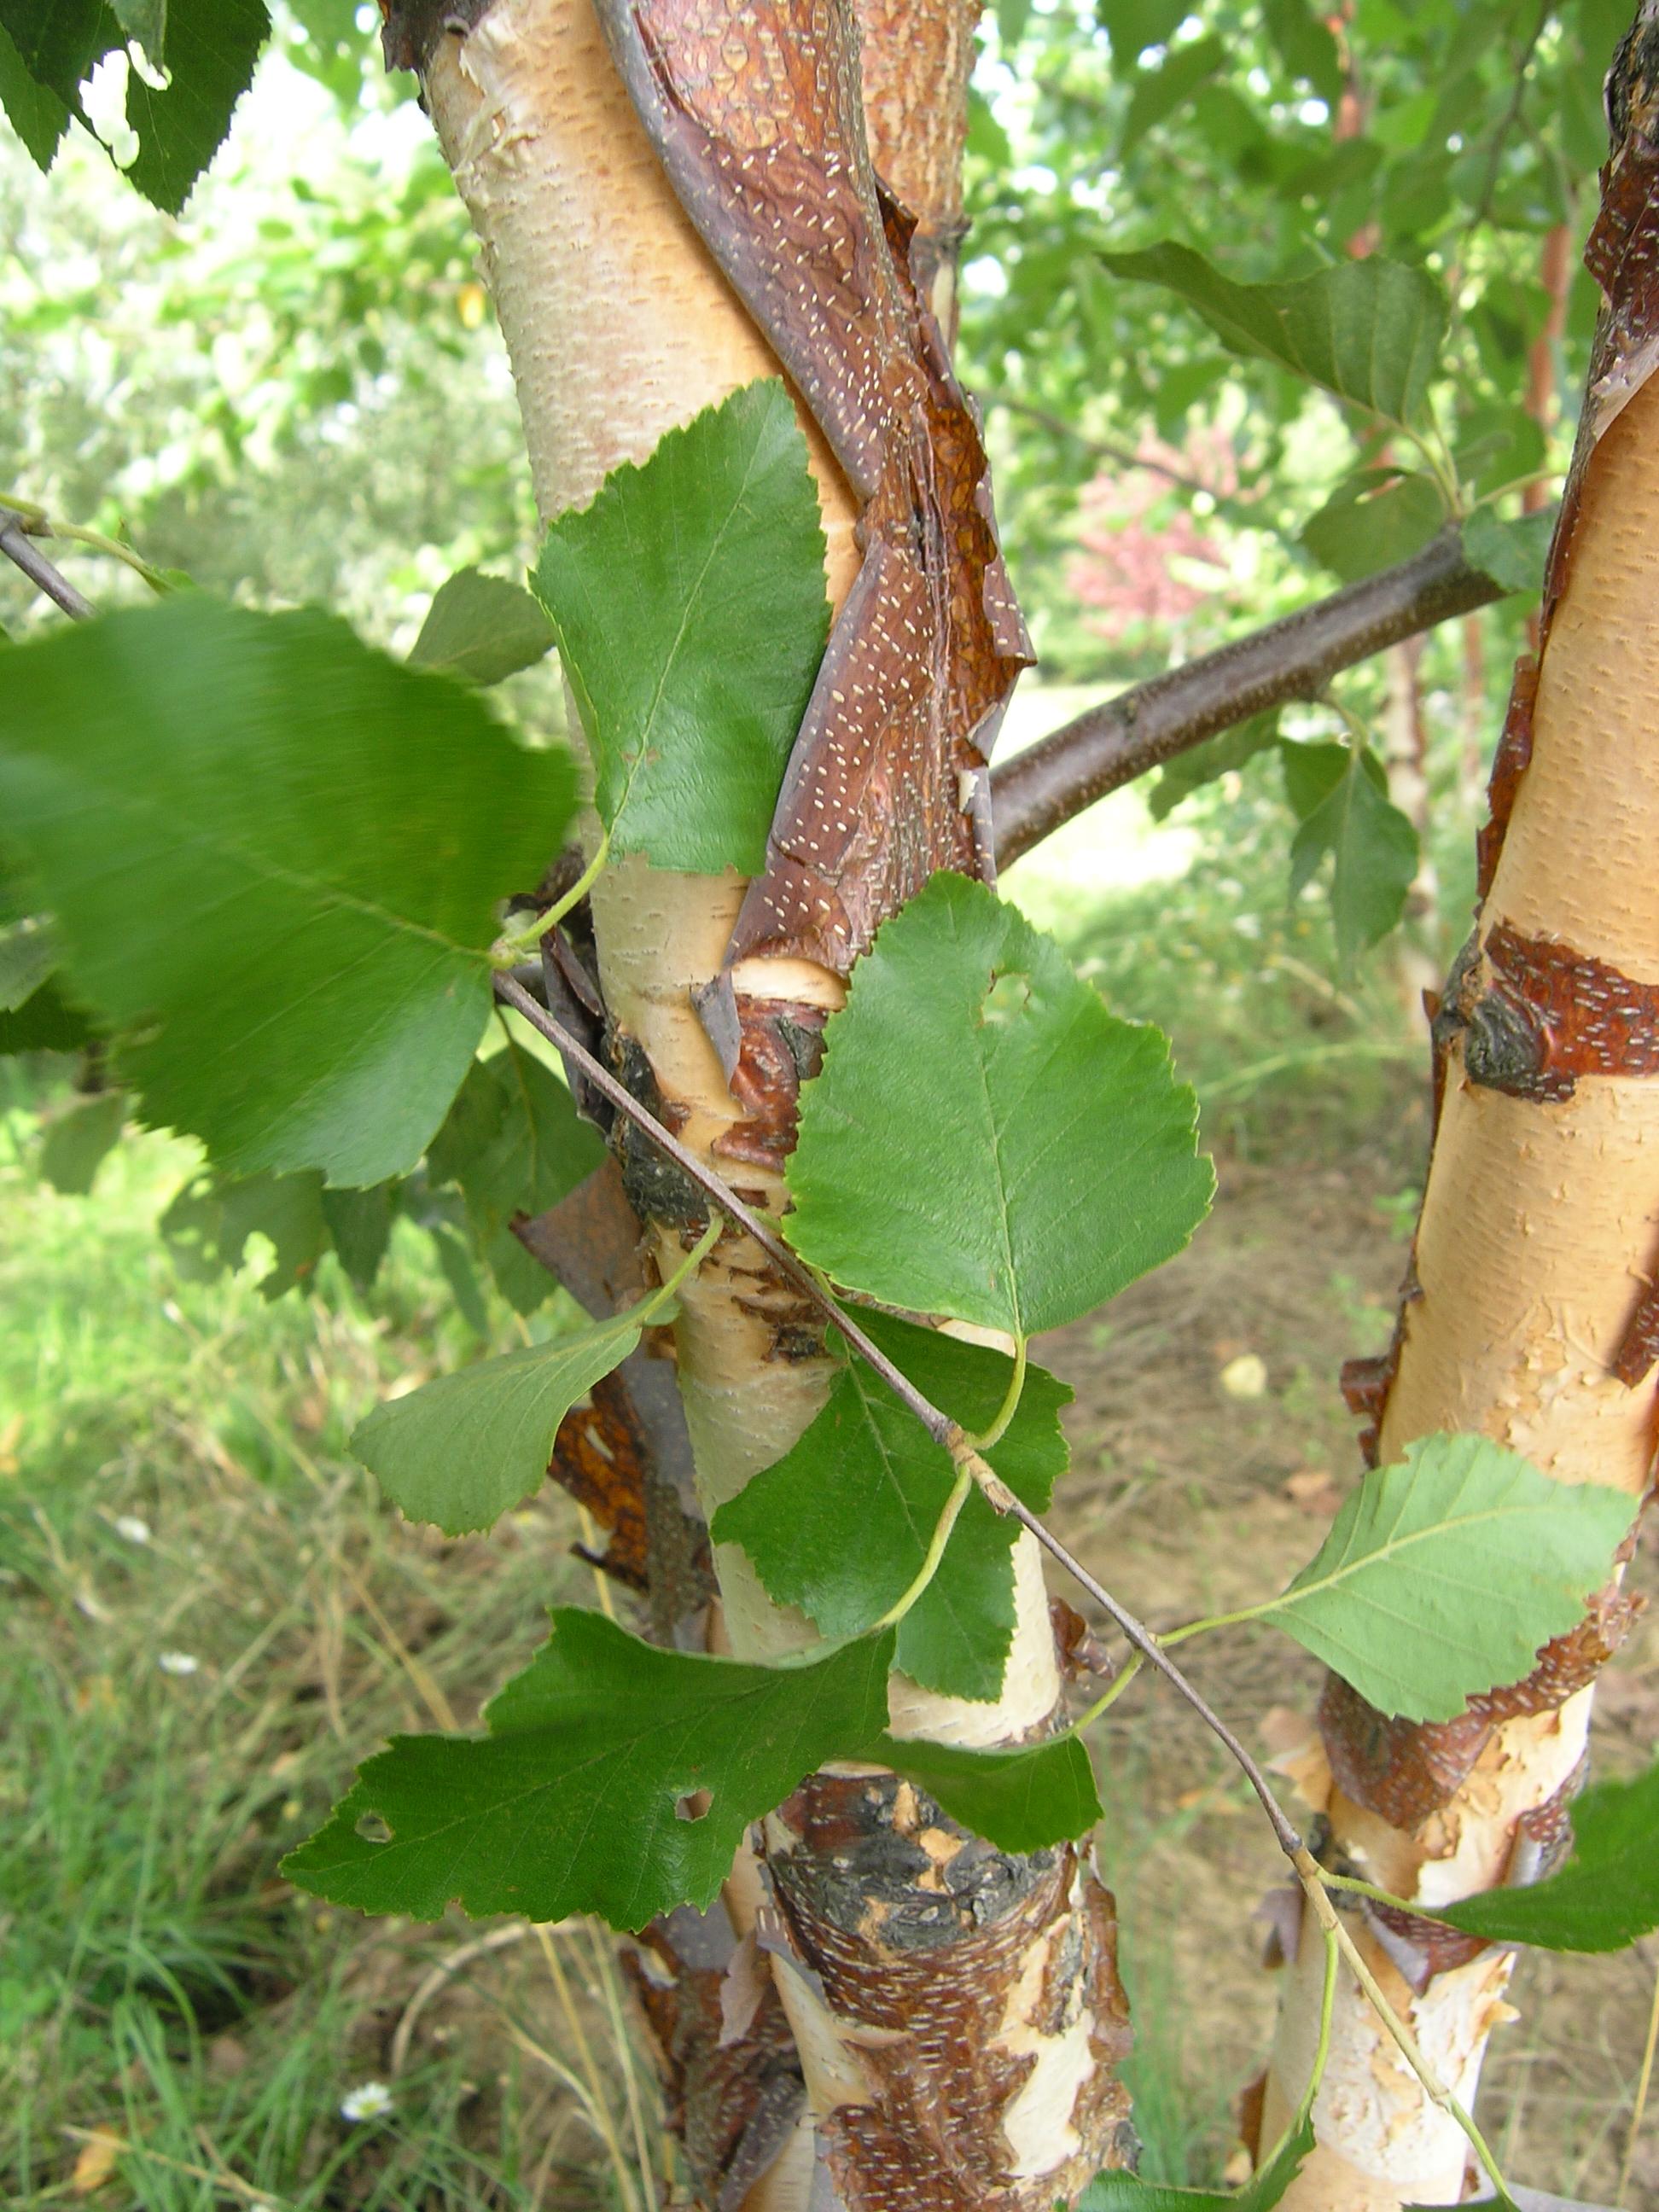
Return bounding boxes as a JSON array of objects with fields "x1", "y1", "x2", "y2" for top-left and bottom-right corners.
[
  {"x1": 1, "y1": 387, "x2": 1645, "y2": 1994},
  {"x1": 969, "y1": 0, "x2": 1619, "y2": 601},
  {"x1": 959, "y1": 0, "x2": 1615, "y2": 975}
]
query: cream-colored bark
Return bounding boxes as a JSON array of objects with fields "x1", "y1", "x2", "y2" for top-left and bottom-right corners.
[{"x1": 1268, "y1": 373, "x2": 1659, "y2": 2209}]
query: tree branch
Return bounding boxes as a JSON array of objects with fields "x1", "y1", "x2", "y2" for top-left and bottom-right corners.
[
  {"x1": 0, "y1": 508, "x2": 95, "y2": 621},
  {"x1": 989, "y1": 525, "x2": 1509, "y2": 869}
]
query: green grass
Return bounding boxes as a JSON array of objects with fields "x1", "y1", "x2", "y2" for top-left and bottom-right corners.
[{"x1": 0, "y1": 1099, "x2": 662, "y2": 2209}]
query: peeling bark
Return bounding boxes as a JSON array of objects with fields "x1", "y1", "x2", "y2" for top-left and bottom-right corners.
[
  {"x1": 1266, "y1": 20, "x2": 1659, "y2": 2201},
  {"x1": 399, "y1": 0, "x2": 1130, "y2": 2200}
]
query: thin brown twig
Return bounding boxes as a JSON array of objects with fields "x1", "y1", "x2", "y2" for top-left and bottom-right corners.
[
  {"x1": 988, "y1": 524, "x2": 1509, "y2": 867},
  {"x1": 0, "y1": 507, "x2": 95, "y2": 620}
]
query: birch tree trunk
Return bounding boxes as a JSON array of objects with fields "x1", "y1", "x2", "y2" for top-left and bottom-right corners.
[
  {"x1": 383, "y1": 0, "x2": 1133, "y2": 2201},
  {"x1": 1264, "y1": 17, "x2": 1659, "y2": 2202}
]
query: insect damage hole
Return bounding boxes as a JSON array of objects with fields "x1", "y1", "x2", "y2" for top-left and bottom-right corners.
[{"x1": 981, "y1": 968, "x2": 1033, "y2": 1027}]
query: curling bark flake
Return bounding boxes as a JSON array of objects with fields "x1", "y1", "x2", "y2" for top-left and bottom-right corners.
[
  {"x1": 388, "y1": 0, "x2": 1132, "y2": 2203},
  {"x1": 1264, "y1": 19, "x2": 1659, "y2": 2205}
]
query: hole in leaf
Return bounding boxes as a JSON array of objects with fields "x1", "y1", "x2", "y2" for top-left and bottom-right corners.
[
  {"x1": 675, "y1": 1790, "x2": 711, "y2": 1824},
  {"x1": 355, "y1": 1811, "x2": 393, "y2": 1844},
  {"x1": 981, "y1": 968, "x2": 1033, "y2": 1027}
]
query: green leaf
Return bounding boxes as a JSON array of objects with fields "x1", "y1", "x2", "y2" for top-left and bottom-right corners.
[
  {"x1": 1078, "y1": 2112, "x2": 1313, "y2": 2208},
  {"x1": 428, "y1": 1220, "x2": 492, "y2": 1336},
  {"x1": 0, "y1": 0, "x2": 117, "y2": 102},
  {"x1": 321, "y1": 1182, "x2": 397, "y2": 1292},
  {"x1": 1282, "y1": 741, "x2": 1417, "y2": 970},
  {"x1": 1461, "y1": 508, "x2": 1553, "y2": 597},
  {"x1": 0, "y1": 17, "x2": 73, "y2": 168},
  {"x1": 38, "y1": 1089, "x2": 125, "y2": 1195},
  {"x1": 1098, "y1": 244, "x2": 1447, "y2": 430},
  {"x1": 282, "y1": 1610, "x2": 894, "y2": 1930},
  {"x1": 0, "y1": 979, "x2": 94, "y2": 1056},
  {"x1": 1301, "y1": 472, "x2": 1447, "y2": 583},
  {"x1": 1099, "y1": 0, "x2": 1187, "y2": 68},
  {"x1": 409, "y1": 568, "x2": 556, "y2": 687},
  {"x1": 121, "y1": 0, "x2": 270, "y2": 216},
  {"x1": 426, "y1": 1046, "x2": 605, "y2": 1313},
  {"x1": 1428, "y1": 1759, "x2": 1659, "y2": 1953},
  {"x1": 352, "y1": 1289, "x2": 678, "y2": 1535},
  {"x1": 786, "y1": 873, "x2": 1213, "y2": 1337},
  {"x1": 161, "y1": 1168, "x2": 330, "y2": 1299},
  {"x1": 0, "y1": 597, "x2": 576, "y2": 1187},
  {"x1": 880, "y1": 1731, "x2": 1103, "y2": 1854},
  {"x1": 712, "y1": 1313, "x2": 1072, "y2": 1702},
  {"x1": 0, "y1": 917, "x2": 56, "y2": 1011},
  {"x1": 1262, "y1": 0, "x2": 1344, "y2": 102},
  {"x1": 531, "y1": 379, "x2": 830, "y2": 875},
  {"x1": 1260, "y1": 1435, "x2": 1634, "y2": 1722},
  {"x1": 1121, "y1": 35, "x2": 1225, "y2": 156},
  {"x1": 108, "y1": 0, "x2": 164, "y2": 62},
  {"x1": 1149, "y1": 713, "x2": 1281, "y2": 820}
]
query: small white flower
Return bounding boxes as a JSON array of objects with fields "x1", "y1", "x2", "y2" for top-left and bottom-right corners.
[
  {"x1": 115, "y1": 1516, "x2": 152, "y2": 1545},
  {"x1": 156, "y1": 1650, "x2": 200, "y2": 1676},
  {"x1": 340, "y1": 2081, "x2": 394, "y2": 2123}
]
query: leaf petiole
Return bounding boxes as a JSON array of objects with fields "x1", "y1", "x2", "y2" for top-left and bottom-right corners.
[
  {"x1": 643, "y1": 1213, "x2": 722, "y2": 1321},
  {"x1": 872, "y1": 1458, "x2": 975, "y2": 1632},
  {"x1": 1071, "y1": 1650, "x2": 1144, "y2": 1728},
  {"x1": 964, "y1": 1331, "x2": 1027, "y2": 1452},
  {"x1": 492, "y1": 832, "x2": 611, "y2": 963}
]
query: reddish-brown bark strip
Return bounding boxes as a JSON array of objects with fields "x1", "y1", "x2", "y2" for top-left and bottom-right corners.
[
  {"x1": 1318, "y1": 1586, "x2": 1642, "y2": 1834},
  {"x1": 1475, "y1": 657, "x2": 1536, "y2": 899},
  {"x1": 765, "y1": 1771, "x2": 1134, "y2": 2210},
  {"x1": 1448, "y1": 922, "x2": 1659, "y2": 1103},
  {"x1": 705, "y1": 993, "x2": 828, "y2": 1171},
  {"x1": 594, "y1": 0, "x2": 1031, "y2": 976},
  {"x1": 627, "y1": 1899, "x2": 809, "y2": 2207},
  {"x1": 515, "y1": 1158, "x2": 716, "y2": 1644}
]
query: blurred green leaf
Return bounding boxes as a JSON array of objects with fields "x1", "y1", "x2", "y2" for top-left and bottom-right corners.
[
  {"x1": 1283, "y1": 741, "x2": 1417, "y2": 970},
  {"x1": 1462, "y1": 507, "x2": 1554, "y2": 597},
  {"x1": 161, "y1": 1168, "x2": 331, "y2": 1300},
  {"x1": 1098, "y1": 244, "x2": 1448, "y2": 429},
  {"x1": 38, "y1": 1089, "x2": 126, "y2": 1195},
  {"x1": 1301, "y1": 472, "x2": 1446, "y2": 582},
  {"x1": 409, "y1": 568, "x2": 555, "y2": 687},
  {"x1": 426, "y1": 1046, "x2": 604, "y2": 1313},
  {"x1": 1121, "y1": 36, "x2": 1225, "y2": 156},
  {"x1": 1149, "y1": 713, "x2": 1281, "y2": 821}
]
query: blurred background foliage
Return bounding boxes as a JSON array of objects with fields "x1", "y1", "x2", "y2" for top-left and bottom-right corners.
[{"x1": 5, "y1": 1, "x2": 1656, "y2": 2205}]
